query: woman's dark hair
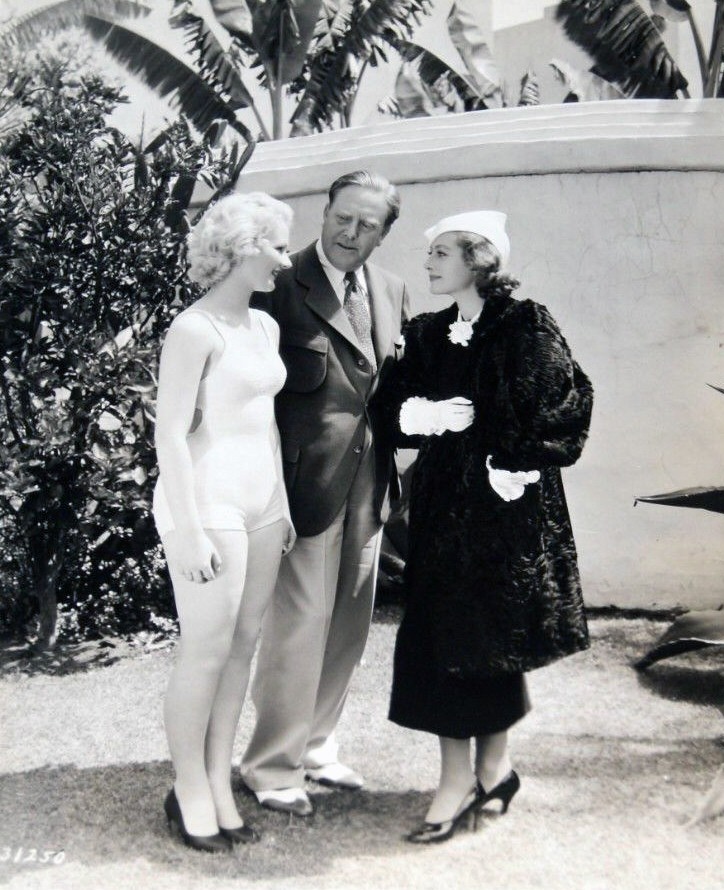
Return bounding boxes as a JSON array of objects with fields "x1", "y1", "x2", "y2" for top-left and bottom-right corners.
[
  {"x1": 328, "y1": 170, "x2": 400, "y2": 233},
  {"x1": 457, "y1": 234, "x2": 519, "y2": 299}
]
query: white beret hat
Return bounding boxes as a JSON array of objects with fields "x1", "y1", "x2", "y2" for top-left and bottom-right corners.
[{"x1": 424, "y1": 210, "x2": 510, "y2": 268}]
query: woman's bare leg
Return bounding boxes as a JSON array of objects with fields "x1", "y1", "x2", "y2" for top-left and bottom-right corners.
[
  {"x1": 205, "y1": 520, "x2": 285, "y2": 828},
  {"x1": 163, "y1": 528, "x2": 248, "y2": 836}
]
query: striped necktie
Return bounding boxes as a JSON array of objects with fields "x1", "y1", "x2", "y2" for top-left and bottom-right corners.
[{"x1": 343, "y1": 271, "x2": 376, "y2": 370}]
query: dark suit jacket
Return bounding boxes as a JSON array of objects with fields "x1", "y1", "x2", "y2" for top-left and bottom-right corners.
[{"x1": 253, "y1": 242, "x2": 410, "y2": 537}]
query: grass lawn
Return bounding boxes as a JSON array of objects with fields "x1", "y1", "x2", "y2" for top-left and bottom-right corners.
[{"x1": 1, "y1": 611, "x2": 722, "y2": 890}]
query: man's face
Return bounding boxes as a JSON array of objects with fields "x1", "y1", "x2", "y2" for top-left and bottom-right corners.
[{"x1": 320, "y1": 185, "x2": 390, "y2": 272}]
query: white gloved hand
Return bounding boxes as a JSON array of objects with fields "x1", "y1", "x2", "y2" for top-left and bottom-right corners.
[
  {"x1": 400, "y1": 396, "x2": 474, "y2": 436},
  {"x1": 486, "y1": 455, "x2": 541, "y2": 501}
]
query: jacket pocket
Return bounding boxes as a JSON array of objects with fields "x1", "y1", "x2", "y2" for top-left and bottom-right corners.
[{"x1": 280, "y1": 328, "x2": 329, "y2": 392}]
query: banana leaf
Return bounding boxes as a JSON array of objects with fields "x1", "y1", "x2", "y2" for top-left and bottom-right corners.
[
  {"x1": 634, "y1": 609, "x2": 724, "y2": 669},
  {"x1": 634, "y1": 487, "x2": 724, "y2": 514},
  {"x1": 556, "y1": 0, "x2": 688, "y2": 98},
  {"x1": 250, "y1": 0, "x2": 325, "y2": 86},
  {"x1": 391, "y1": 39, "x2": 484, "y2": 110},
  {"x1": 447, "y1": 0, "x2": 503, "y2": 108},
  {"x1": 83, "y1": 14, "x2": 253, "y2": 141},
  {"x1": 210, "y1": 0, "x2": 252, "y2": 36},
  {"x1": 550, "y1": 57, "x2": 626, "y2": 100},
  {"x1": 649, "y1": 0, "x2": 690, "y2": 24},
  {"x1": 0, "y1": 0, "x2": 151, "y2": 51}
]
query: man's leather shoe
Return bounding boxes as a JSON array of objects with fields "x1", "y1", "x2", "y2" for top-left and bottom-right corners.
[
  {"x1": 255, "y1": 788, "x2": 314, "y2": 817},
  {"x1": 305, "y1": 763, "x2": 364, "y2": 790}
]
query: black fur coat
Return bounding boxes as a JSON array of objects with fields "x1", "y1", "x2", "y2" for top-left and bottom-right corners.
[{"x1": 374, "y1": 294, "x2": 594, "y2": 678}]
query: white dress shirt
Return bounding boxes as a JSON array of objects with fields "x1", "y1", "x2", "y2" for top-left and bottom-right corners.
[{"x1": 315, "y1": 240, "x2": 370, "y2": 311}]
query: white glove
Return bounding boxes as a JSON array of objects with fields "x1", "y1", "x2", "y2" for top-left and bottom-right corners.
[
  {"x1": 486, "y1": 455, "x2": 541, "y2": 501},
  {"x1": 400, "y1": 396, "x2": 474, "y2": 436}
]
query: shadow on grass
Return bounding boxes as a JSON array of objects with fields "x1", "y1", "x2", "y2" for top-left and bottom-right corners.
[
  {"x1": 2, "y1": 732, "x2": 723, "y2": 888},
  {"x1": 0, "y1": 636, "x2": 174, "y2": 677},
  {"x1": 636, "y1": 660, "x2": 724, "y2": 710},
  {"x1": 0, "y1": 639, "x2": 127, "y2": 676},
  {"x1": 0, "y1": 761, "x2": 437, "y2": 885}
]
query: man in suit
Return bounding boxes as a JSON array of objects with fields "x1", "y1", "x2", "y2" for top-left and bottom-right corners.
[{"x1": 241, "y1": 170, "x2": 410, "y2": 815}]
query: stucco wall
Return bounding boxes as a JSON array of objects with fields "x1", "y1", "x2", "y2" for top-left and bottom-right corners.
[{"x1": 237, "y1": 100, "x2": 724, "y2": 610}]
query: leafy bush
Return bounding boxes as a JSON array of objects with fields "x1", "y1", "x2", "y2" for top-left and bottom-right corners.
[{"x1": 0, "y1": 46, "x2": 245, "y2": 647}]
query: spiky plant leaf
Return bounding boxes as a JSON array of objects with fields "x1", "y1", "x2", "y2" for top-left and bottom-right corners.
[
  {"x1": 83, "y1": 14, "x2": 253, "y2": 142},
  {"x1": 447, "y1": 0, "x2": 503, "y2": 108},
  {"x1": 556, "y1": 0, "x2": 688, "y2": 97},
  {"x1": 250, "y1": 0, "x2": 325, "y2": 85},
  {"x1": 170, "y1": 1, "x2": 256, "y2": 108},
  {"x1": 550, "y1": 57, "x2": 626, "y2": 100},
  {"x1": 392, "y1": 39, "x2": 484, "y2": 109},
  {"x1": 517, "y1": 69, "x2": 540, "y2": 106},
  {"x1": 635, "y1": 486, "x2": 724, "y2": 513},
  {"x1": 291, "y1": 0, "x2": 433, "y2": 133},
  {"x1": 309, "y1": 0, "x2": 353, "y2": 53},
  {"x1": 210, "y1": 0, "x2": 252, "y2": 36},
  {"x1": 649, "y1": 0, "x2": 689, "y2": 23},
  {"x1": 0, "y1": 0, "x2": 151, "y2": 52},
  {"x1": 391, "y1": 61, "x2": 436, "y2": 117},
  {"x1": 634, "y1": 609, "x2": 724, "y2": 669}
]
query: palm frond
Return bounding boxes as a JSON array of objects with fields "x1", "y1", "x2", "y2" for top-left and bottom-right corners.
[
  {"x1": 517, "y1": 70, "x2": 540, "y2": 106},
  {"x1": 289, "y1": 50, "x2": 355, "y2": 133},
  {"x1": 308, "y1": 0, "x2": 353, "y2": 53},
  {"x1": 83, "y1": 15, "x2": 253, "y2": 142},
  {"x1": 0, "y1": 0, "x2": 151, "y2": 52},
  {"x1": 446, "y1": 0, "x2": 503, "y2": 108},
  {"x1": 251, "y1": 0, "x2": 326, "y2": 85},
  {"x1": 291, "y1": 0, "x2": 432, "y2": 133},
  {"x1": 169, "y1": 1, "x2": 255, "y2": 108},
  {"x1": 392, "y1": 39, "x2": 484, "y2": 109},
  {"x1": 209, "y1": 0, "x2": 253, "y2": 38},
  {"x1": 549, "y1": 57, "x2": 626, "y2": 101},
  {"x1": 345, "y1": 0, "x2": 432, "y2": 58},
  {"x1": 556, "y1": 0, "x2": 688, "y2": 98}
]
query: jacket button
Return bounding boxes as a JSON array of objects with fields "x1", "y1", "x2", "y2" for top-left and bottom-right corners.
[
  {"x1": 357, "y1": 358, "x2": 366, "y2": 367},
  {"x1": 353, "y1": 445, "x2": 362, "y2": 454}
]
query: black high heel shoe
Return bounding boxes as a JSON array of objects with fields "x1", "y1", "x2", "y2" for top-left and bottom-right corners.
[
  {"x1": 477, "y1": 770, "x2": 520, "y2": 814},
  {"x1": 406, "y1": 784, "x2": 481, "y2": 844},
  {"x1": 219, "y1": 823, "x2": 261, "y2": 845},
  {"x1": 163, "y1": 789, "x2": 232, "y2": 854}
]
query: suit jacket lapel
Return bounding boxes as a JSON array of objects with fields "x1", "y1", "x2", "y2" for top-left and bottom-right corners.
[
  {"x1": 365, "y1": 263, "x2": 396, "y2": 367},
  {"x1": 297, "y1": 244, "x2": 359, "y2": 348}
]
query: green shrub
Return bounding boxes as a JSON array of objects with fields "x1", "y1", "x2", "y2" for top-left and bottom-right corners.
[{"x1": 0, "y1": 48, "x2": 244, "y2": 647}]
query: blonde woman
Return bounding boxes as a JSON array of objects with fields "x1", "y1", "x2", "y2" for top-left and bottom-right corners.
[{"x1": 153, "y1": 192, "x2": 294, "y2": 852}]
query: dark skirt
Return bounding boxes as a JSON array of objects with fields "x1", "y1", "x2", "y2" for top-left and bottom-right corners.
[{"x1": 389, "y1": 597, "x2": 531, "y2": 739}]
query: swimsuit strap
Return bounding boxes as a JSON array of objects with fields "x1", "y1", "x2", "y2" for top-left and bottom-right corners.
[
  {"x1": 183, "y1": 308, "x2": 228, "y2": 349},
  {"x1": 253, "y1": 308, "x2": 277, "y2": 349},
  {"x1": 182, "y1": 308, "x2": 227, "y2": 380}
]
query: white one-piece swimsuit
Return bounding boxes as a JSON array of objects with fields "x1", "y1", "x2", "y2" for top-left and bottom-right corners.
[{"x1": 153, "y1": 308, "x2": 288, "y2": 537}]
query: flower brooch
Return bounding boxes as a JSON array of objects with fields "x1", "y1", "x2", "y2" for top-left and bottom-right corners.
[{"x1": 448, "y1": 319, "x2": 474, "y2": 346}]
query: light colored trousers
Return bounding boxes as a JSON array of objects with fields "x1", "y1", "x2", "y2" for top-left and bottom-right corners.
[{"x1": 241, "y1": 444, "x2": 383, "y2": 791}]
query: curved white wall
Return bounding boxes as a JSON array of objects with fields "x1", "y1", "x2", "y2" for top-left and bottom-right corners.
[{"x1": 238, "y1": 100, "x2": 724, "y2": 610}]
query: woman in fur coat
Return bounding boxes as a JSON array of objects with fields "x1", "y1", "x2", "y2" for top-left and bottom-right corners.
[{"x1": 375, "y1": 211, "x2": 593, "y2": 844}]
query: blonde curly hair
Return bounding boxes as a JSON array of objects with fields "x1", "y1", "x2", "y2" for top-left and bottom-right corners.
[{"x1": 187, "y1": 192, "x2": 293, "y2": 289}]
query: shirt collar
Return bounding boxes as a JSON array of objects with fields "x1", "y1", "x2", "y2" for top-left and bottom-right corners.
[
  {"x1": 315, "y1": 240, "x2": 366, "y2": 292},
  {"x1": 456, "y1": 307, "x2": 482, "y2": 324}
]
